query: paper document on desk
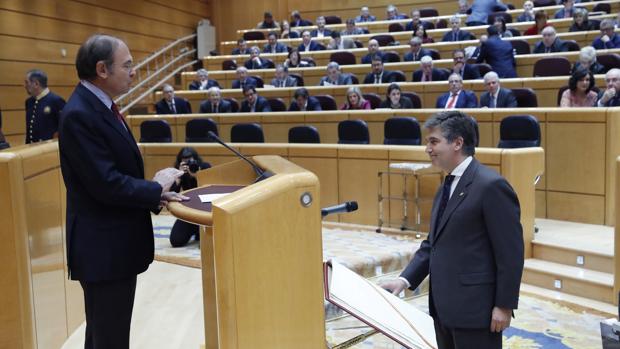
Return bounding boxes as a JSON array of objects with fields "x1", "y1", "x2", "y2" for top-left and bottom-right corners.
[{"x1": 198, "y1": 193, "x2": 229, "y2": 203}]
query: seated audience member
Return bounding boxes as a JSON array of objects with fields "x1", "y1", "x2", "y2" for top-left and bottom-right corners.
[
  {"x1": 263, "y1": 32, "x2": 288, "y2": 53},
  {"x1": 155, "y1": 84, "x2": 192, "y2": 114},
  {"x1": 403, "y1": 37, "x2": 432, "y2": 61},
  {"x1": 327, "y1": 31, "x2": 356, "y2": 50},
  {"x1": 231, "y1": 38, "x2": 250, "y2": 55},
  {"x1": 436, "y1": 73, "x2": 478, "y2": 108},
  {"x1": 466, "y1": 0, "x2": 507, "y2": 26},
  {"x1": 341, "y1": 86, "x2": 371, "y2": 110},
  {"x1": 524, "y1": 11, "x2": 550, "y2": 36},
  {"x1": 244, "y1": 46, "x2": 271, "y2": 70},
  {"x1": 363, "y1": 55, "x2": 396, "y2": 84},
  {"x1": 494, "y1": 17, "x2": 512, "y2": 38},
  {"x1": 561, "y1": 68, "x2": 598, "y2": 107},
  {"x1": 572, "y1": 46, "x2": 605, "y2": 75},
  {"x1": 593, "y1": 19, "x2": 620, "y2": 49},
  {"x1": 280, "y1": 20, "x2": 299, "y2": 39},
  {"x1": 452, "y1": 48, "x2": 481, "y2": 80},
  {"x1": 405, "y1": 9, "x2": 432, "y2": 31},
  {"x1": 598, "y1": 68, "x2": 620, "y2": 106},
  {"x1": 240, "y1": 85, "x2": 272, "y2": 112},
  {"x1": 189, "y1": 69, "x2": 220, "y2": 90},
  {"x1": 288, "y1": 88, "x2": 322, "y2": 111},
  {"x1": 443, "y1": 16, "x2": 475, "y2": 42},
  {"x1": 199, "y1": 87, "x2": 232, "y2": 113},
  {"x1": 378, "y1": 83, "x2": 414, "y2": 109},
  {"x1": 270, "y1": 64, "x2": 298, "y2": 87},
  {"x1": 290, "y1": 10, "x2": 312, "y2": 27},
  {"x1": 284, "y1": 48, "x2": 313, "y2": 68},
  {"x1": 298, "y1": 30, "x2": 325, "y2": 52},
  {"x1": 169, "y1": 147, "x2": 211, "y2": 247},
  {"x1": 517, "y1": 1, "x2": 535, "y2": 22},
  {"x1": 479, "y1": 72, "x2": 518, "y2": 108},
  {"x1": 569, "y1": 8, "x2": 596, "y2": 32},
  {"x1": 533, "y1": 26, "x2": 567, "y2": 53},
  {"x1": 355, "y1": 6, "x2": 377, "y2": 22},
  {"x1": 319, "y1": 62, "x2": 353, "y2": 86},
  {"x1": 231, "y1": 67, "x2": 258, "y2": 89},
  {"x1": 477, "y1": 25, "x2": 517, "y2": 78},
  {"x1": 554, "y1": 0, "x2": 574, "y2": 19},
  {"x1": 413, "y1": 56, "x2": 447, "y2": 82},
  {"x1": 257, "y1": 11, "x2": 279, "y2": 29},
  {"x1": 415, "y1": 26, "x2": 435, "y2": 44},
  {"x1": 311, "y1": 16, "x2": 332, "y2": 38},
  {"x1": 361, "y1": 39, "x2": 385, "y2": 64},
  {"x1": 341, "y1": 18, "x2": 365, "y2": 35},
  {"x1": 458, "y1": 0, "x2": 471, "y2": 15},
  {"x1": 386, "y1": 4, "x2": 407, "y2": 20}
]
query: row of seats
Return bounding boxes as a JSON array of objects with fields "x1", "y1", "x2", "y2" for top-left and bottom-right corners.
[{"x1": 138, "y1": 115, "x2": 541, "y2": 148}]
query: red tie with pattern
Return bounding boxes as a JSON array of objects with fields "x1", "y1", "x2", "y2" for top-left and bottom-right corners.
[
  {"x1": 446, "y1": 94, "x2": 458, "y2": 109},
  {"x1": 111, "y1": 103, "x2": 127, "y2": 130}
]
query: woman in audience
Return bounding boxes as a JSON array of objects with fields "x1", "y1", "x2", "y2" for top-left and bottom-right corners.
[
  {"x1": 341, "y1": 86, "x2": 371, "y2": 110},
  {"x1": 414, "y1": 26, "x2": 434, "y2": 44},
  {"x1": 560, "y1": 68, "x2": 598, "y2": 107},
  {"x1": 494, "y1": 17, "x2": 513, "y2": 38},
  {"x1": 524, "y1": 11, "x2": 550, "y2": 36},
  {"x1": 569, "y1": 8, "x2": 596, "y2": 32},
  {"x1": 572, "y1": 46, "x2": 606, "y2": 75},
  {"x1": 379, "y1": 83, "x2": 414, "y2": 109},
  {"x1": 284, "y1": 49, "x2": 311, "y2": 68},
  {"x1": 169, "y1": 147, "x2": 211, "y2": 247}
]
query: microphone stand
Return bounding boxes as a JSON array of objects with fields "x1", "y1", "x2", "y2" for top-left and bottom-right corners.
[{"x1": 207, "y1": 131, "x2": 273, "y2": 182}]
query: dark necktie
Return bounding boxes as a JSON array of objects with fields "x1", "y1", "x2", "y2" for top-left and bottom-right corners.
[
  {"x1": 435, "y1": 175, "x2": 456, "y2": 228},
  {"x1": 375, "y1": 74, "x2": 380, "y2": 84},
  {"x1": 453, "y1": 32, "x2": 458, "y2": 41},
  {"x1": 111, "y1": 103, "x2": 127, "y2": 130},
  {"x1": 489, "y1": 94, "x2": 496, "y2": 108}
]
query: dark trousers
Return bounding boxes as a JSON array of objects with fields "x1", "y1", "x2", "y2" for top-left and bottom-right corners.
[
  {"x1": 169, "y1": 219, "x2": 200, "y2": 247},
  {"x1": 80, "y1": 276, "x2": 137, "y2": 349},
  {"x1": 434, "y1": 319, "x2": 502, "y2": 349}
]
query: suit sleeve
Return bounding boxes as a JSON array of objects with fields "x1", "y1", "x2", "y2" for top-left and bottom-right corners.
[
  {"x1": 466, "y1": 92, "x2": 478, "y2": 108},
  {"x1": 155, "y1": 101, "x2": 164, "y2": 114},
  {"x1": 505, "y1": 90, "x2": 518, "y2": 108},
  {"x1": 400, "y1": 239, "x2": 432, "y2": 290},
  {"x1": 476, "y1": 43, "x2": 487, "y2": 64}
]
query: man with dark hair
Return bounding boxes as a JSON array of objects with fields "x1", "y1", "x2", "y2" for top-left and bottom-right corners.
[
  {"x1": 452, "y1": 49, "x2": 481, "y2": 80},
  {"x1": 476, "y1": 25, "x2": 517, "y2": 78},
  {"x1": 436, "y1": 73, "x2": 478, "y2": 108},
  {"x1": 311, "y1": 16, "x2": 332, "y2": 38},
  {"x1": 24, "y1": 69, "x2": 66, "y2": 144},
  {"x1": 363, "y1": 55, "x2": 395, "y2": 84},
  {"x1": 240, "y1": 85, "x2": 272, "y2": 112},
  {"x1": 263, "y1": 32, "x2": 288, "y2": 53},
  {"x1": 59, "y1": 34, "x2": 186, "y2": 349},
  {"x1": 231, "y1": 38, "x2": 250, "y2": 55},
  {"x1": 381, "y1": 110, "x2": 524, "y2": 349},
  {"x1": 298, "y1": 30, "x2": 325, "y2": 52},
  {"x1": 480, "y1": 72, "x2": 518, "y2": 108},
  {"x1": 288, "y1": 88, "x2": 322, "y2": 111},
  {"x1": 257, "y1": 11, "x2": 279, "y2": 29},
  {"x1": 290, "y1": 10, "x2": 313, "y2": 27},
  {"x1": 155, "y1": 84, "x2": 192, "y2": 114},
  {"x1": 327, "y1": 31, "x2": 356, "y2": 50}
]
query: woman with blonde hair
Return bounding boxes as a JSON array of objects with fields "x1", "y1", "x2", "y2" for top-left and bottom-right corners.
[{"x1": 341, "y1": 86, "x2": 371, "y2": 110}]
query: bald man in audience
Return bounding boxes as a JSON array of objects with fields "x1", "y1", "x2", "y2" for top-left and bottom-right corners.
[
  {"x1": 479, "y1": 72, "x2": 518, "y2": 108},
  {"x1": 199, "y1": 87, "x2": 232, "y2": 113},
  {"x1": 155, "y1": 84, "x2": 192, "y2": 114},
  {"x1": 436, "y1": 73, "x2": 478, "y2": 108},
  {"x1": 189, "y1": 69, "x2": 220, "y2": 90},
  {"x1": 598, "y1": 68, "x2": 620, "y2": 107},
  {"x1": 403, "y1": 37, "x2": 433, "y2": 62},
  {"x1": 592, "y1": 19, "x2": 620, "y2": 49},
  {"x1": 533, "y1": 27, "x2": 567, "y2": 53},
  {"x1": 361, "y1": 39, "x2": 385, "y2": 64},
  {"x1": 413, "y1": 56, "x2": 447, "y2": 82}
]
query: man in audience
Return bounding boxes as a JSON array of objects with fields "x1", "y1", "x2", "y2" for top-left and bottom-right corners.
[
  {"x1": 311, "y1": 16, "x2": 332, "y2": 38},
  {"x1": 554, "y1": 0, "x2": 574, "y2": 19},
  {"x1": 290, "y1": 10, "x2": 312, "y2": 27},
  {"x1": 361, "y1": 39, "x2": 384, "y2": 64},
  {"x1": 257, "y1": 11, "x2": 279, "y2": 29},
  {"x1": 270, "y1": 64, "x2": 298, "y2": 87},
  {"x1": 386, "y1": 4, "x2": 407, "y2": 20},
  {"x1": 327, "y1": 31, "x2": 356, "y2": 50},
  {"x1": 155, "y1": 84, "x2": 192, "y2": 114},
  {"x1": 458, "y1": 0, "x2": 471, "y2": 14},
  {"x1": 435, "y1": 73, "x2": 478, "y2": 108},
  {"x1": 231, "y1": 38, "x2": 250, "y2": 55},
  {"x1": 479, "y1": 72, "x2": 518, "y2": 108},
  {"x1": 232, "y1": 67, "x2": 258, "y2": 89},
  {"x1": 404, "y1": 37, "x2": 433, "y2": 62},
  {"x1": 452, "y1": 48, "x2": 481, "y2": 80},
  {"x1": 413, "y1": 56, "x2": 447, "y2": 82},
  {"x1": 199, "y1": 87, "x2": 232, "y2": 113},
  {"x1": 363, "y1": 55, "x2": 396, "y2": 84},
  {"x1": 466, "y1": 0, "x2": 507, "y2": 26},
  {"x1": 598, "y1": 68, "x2": 620, "y2": 106},
  {"x1": 298, "y1": 30, "x2": 325, "y2": 52},
  {"x1": 263, "y1": 32, "x2": 288, "y2": 53},
  {"x1": 244, "y1": 46, "x2": 271, "y2": 70},
  {"x1": 593, "y1": 19, "x2": 620, "y2": 49},
  {"x1": 24, "y1": 69, "x2": 66, "y2": 144},
  {"x1": 240, "y1": 85, "x2": 271, "y2": 112},
  {"x1": 355, "y1": 6, "x2": 376, "y2": 22},
  {"x1": 443, "y1": 16, "x2": 475, "y2": 42},
  {"x1": 288, "y1": 88, "x2": 322, "y2": 111},
  {"x1": 189, "y1": 69, "x2": 220, "y2": 90},
  {"x1": 517, "y1": 0, "x2": 535, "y2": 22},
  {"x1": 476, "y1": 26, "x2": 517, "y2": 78},
  {"x1": 319, "y1": 62, "x2": 353, "y2": 86},
  {"x1": 342, "y1": 18, "x2": 365, "y2": 35},
  {"x1": 533, "y1": 27, "x2": 567, "y2": 53},
  {"x1": 405, "y1": 9, "x2": 432, "y2": 31}
]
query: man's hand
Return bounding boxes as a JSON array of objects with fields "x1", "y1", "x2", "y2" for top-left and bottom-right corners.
[
  {"x1": 602, "y1": 35, "x2": 611, "y2": 43},
  {"x1": 601, "y1": 87, "x2": 617, "y2": 104},
  {"x1": 453, "y1": 62, "x2": 464, "y2": 73},
  {"x1": 153, "y1": 167, "x2": 184, "y2": 192},
  {"x1": 479, "y1": 34, "x2": 488, "y2": 43},
  {"x1": 490, "y1": 306, "x2": 512, "y2": 332},
  {"x1": 379, "y1": 278, "x2": 407, "y2": 296},
  {"x1": 160, "y1": 191, "x2": 189, "y2": 208}
]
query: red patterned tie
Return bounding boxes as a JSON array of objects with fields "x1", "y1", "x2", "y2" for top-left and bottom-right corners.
[
  {"x1": 446, "y1": 94, "x2": 458, "y2": 109},
  {"x1": 111, "y1": 103, "x2": 127, "y2": 129}
]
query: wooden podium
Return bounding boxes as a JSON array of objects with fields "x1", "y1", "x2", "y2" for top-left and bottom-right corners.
[{"x1": 168, "y1": 155, "x2": 326, "y2": 349}]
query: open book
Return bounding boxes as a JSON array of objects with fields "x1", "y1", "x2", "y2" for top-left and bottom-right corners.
[{"x1": 324, "y1": 261, "x2": 437, "y2": 349}]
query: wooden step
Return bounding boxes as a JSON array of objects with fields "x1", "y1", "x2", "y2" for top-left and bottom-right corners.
[
  {"x1": 520, "y1": 283, "x2": 617, "y2": 316},
  {"x1": 523, "y1": 259, "x2": 615, "y2": 304},
  {"x1": 531, "y1": 240, "x2": 613, "y2": 273}
]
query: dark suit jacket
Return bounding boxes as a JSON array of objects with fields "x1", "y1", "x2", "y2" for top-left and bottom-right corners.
[
  {"x1": 270, "y1": 76, "x2": 298, "y2": 87},
  {"x1": 593, "y1": 34, "x2": 620, "y2": 50},
  {"x1": 59, "y1": 83, "x2": 162, "y2": 282},
  {"x1": 240, "y1": 96, "x2": 272, "y2": 112},
  {"x1": 199, "y1": 99, "x2": 232, "y2": 113},
  {"x1": 378, "y1": 97, "x2": 414, "y2": 109},
  {"x1": 403, "y1": 48, "x2": 433, "y2": 62},
  {"x1": 476, "y1": 36, "x2": 517, "y2": 78},
  {"x1": 436, "y1": 90, "x2": 478, "y2": 108},
  {"x1": 231, "y1": 77, "x2": 259, "y2": 89},
  {"x1": 442, "y1": 30, "x2": 475, "y2": 42},
  {"x1": 288, "y1": 96, "x2": 322, "y2": 111},
  {"x1": 361, "y1": 51, "x2": 385, "y2": 64},
  {"x1": 532, "y1": 38, "x2": 567, "y2": 54},
  {"x1": 155, "y1": 97, "x2": 192, "y2": 114},
  {"x1": 457, "y1": 64, "x2": 481, "y2": 80},
  {"x1": 571, "y1": 61, "x2": 606, "y2": 75},
  {"x1": 188, "y1": 79, "x2": 220, "y2": 90},
  {"x1": 319, "y1": 74, "x2": 353, "y2": 86},
  {"x1": 480, "y1": 88, "x2": 518, "y2": 108},
  {"x1": 363, "y1": 70, "x2": 396, "y2": 84},
  {"x1": 263, "y1": 43, "x2": 288, "y2": 53},
  {"x1": 310, "y1": 29, "x2": 332, "y2": 37},
  {"x1": 400, "y1": 158, "x2": 523, "y2": 328},
  {"x1": 405, "y1": 21, "x2": 432, "y2": 32},
  {"x1": 412, "y1": 68, "x2": 448, "y2": 82},
  {"x1": 231, "y1": 48, "x2": 250, "y2": 55},
  {"x1": 297, "y1": 41, "x2": 325, "y2": 52},
  {"x1": 290, "y1": 19, "x2": 312, "y2": 27},
  {"x1": 25, "y1": 91, "x2": 66, "y2": 144},
  {"x1": 244, "y1": 58, "x2": 272, "y2": 70}
]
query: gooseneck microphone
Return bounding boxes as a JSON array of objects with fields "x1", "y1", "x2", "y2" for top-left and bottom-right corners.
[
  {"x1": 321, "y1": 201, "x2": 359, "y2": 217},
  {"x1": 207, "y1": 131, "x2": 273, "y2": 182}
]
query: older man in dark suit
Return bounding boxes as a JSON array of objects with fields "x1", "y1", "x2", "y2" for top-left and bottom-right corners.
[
  {"x1": 199, "y1": 87, "x2": 232, "y2": 113},
  {"x1": 319, "y1": 62, "x2": 353, "y2": 86},
  {"x1": 435, "y1": 73, "x2": 478, "y2": 108},
  {"x1": 382, "y1": 110, "x2": 524, "y2": 349},
  {"x1": 403, "y1": 37, "x2": 433, "y2": 62},
  {"x1": 155, "y1": 84, "x2": 192, "y2": 114},
  {"x1": 58, "y1": 34, "x2": 186, "y2": 349},
  {"x1": 476, "y1": 26, "x2": 517, "y2": 78},
  {"x1": 598, "y1": 68, "x2": 620, "y2": 107},
  {"x1": 533, "y1": 27, "x2": 567, "y2": 53},
  {"x1": 413, "y1": 56, "x2": 448, "y2": 82},
  {"x1": 480, "y1": 72, "x2": 518, "y2": 108},
  {"x1": 442, "y1": 15, "x2": 475, "y2": 42},
  {"x1": 231, "y1": 67, "x2": 259, "y2": 89}
]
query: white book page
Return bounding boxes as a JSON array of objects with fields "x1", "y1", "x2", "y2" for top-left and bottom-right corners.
[{"x1": 198, "y1": 193, "x2": 229, "y2": 203}]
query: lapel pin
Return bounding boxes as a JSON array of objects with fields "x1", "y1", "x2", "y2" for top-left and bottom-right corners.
[{"x1": 459, "y1": 192, "x2": 464, "y2": 197}]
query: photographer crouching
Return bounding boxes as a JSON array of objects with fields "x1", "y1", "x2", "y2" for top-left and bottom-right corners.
[{"x1": 169, "y1": 147, "x2": 211, "y2": 247}]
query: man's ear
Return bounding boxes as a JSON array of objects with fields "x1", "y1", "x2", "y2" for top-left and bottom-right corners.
[
  {"x1": 453, "y1": 136, "x2": 464, "y2": 151},
  {"x1": 95, "y1": 61, "x2": 109, "y2": 79}
]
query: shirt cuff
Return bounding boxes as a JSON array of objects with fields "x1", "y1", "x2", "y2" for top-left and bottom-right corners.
[{"x1": 398, "y1": 276, "x2": 411, "y2": 289}]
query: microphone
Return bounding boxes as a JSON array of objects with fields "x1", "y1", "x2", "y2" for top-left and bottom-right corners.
[
  {"x1": 321, "y1": 201, "x2": 358, "y2": 218},
  {"x1": 207, "y1": 131, "x2": 273, "y2": 182}
]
